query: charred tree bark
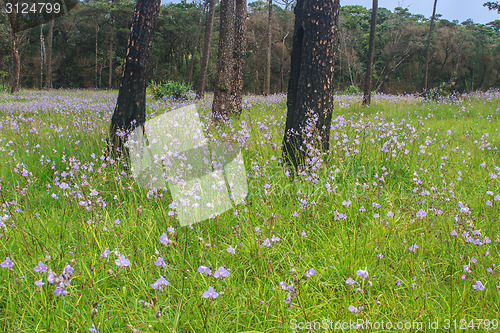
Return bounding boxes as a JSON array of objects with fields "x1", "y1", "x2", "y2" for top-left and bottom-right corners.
[
  {"x1": 424, "y1": 0, "x2": 438, "y2": 92},
  {"x1": 362, "y1": 0, "x2": 377, "y2": 106},
  {"x1": 45, "y1": 16, "x2": 54, "y2": 89},
  {"x1": 212, "y1": 0, "x2": 235, "y2": 121},
  {"x1": 231, "y1": 0, "x2": 247, "y2": 115},
  {"x1": 196, "y1": 0, "x2": 216, "y2": 99},
  {"x1": 187, "y1": 1, "x2": 207, "y2": 86},
  {"x1": 265, "y1": 0, "x2": 272, "y2": 95},
  {"x1": 108, "y1": 0, "x2": 161, "y2": 157},
  {"x1": 282, "y1": 0, "x2": 339, "y2": 170}
]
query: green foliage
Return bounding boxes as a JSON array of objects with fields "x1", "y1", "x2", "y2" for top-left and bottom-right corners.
[
  {"x1": 341, "y1": 85, "x2": 362, "y2": 95},
  {"x1": 0, "y1": 83, "x2": 8, "y2": 92},
  {"x1": 148, "y1": 80, "x2": 193, "y2": 100}
]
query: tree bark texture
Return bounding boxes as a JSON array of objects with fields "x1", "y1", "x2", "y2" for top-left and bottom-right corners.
[
  {"x1": 282, "y1": 0, "x2": 339, "y2": 169},
  {"x1": 231, "y1": 0, "x2": 247, "y2": 115},
  {"x1": 212, "y1": 0, "x2": 235, "y2": 120},
  {"x1": 424, "y1": 0, "x2": 438, "y2": 92},
  {"x1": 8, "y1": 7, "x2": 21, "y2": 94},
  {"x1": 362, "y1": 0, "x2": 377, "y2": 106},
  {"x1": 265, "y1": 0, "x2": 272, "y2": 95},
  {"x1": 109, "y1": 0, "x2": 161, "y2": 156},
  {"x1": 196, "y1": 0, "x2": 216, "y2": 99},
  {"x1": 45, "y1": 17, "x2": 54, "y2": 89},
  {"x1": 187, "y1": 1, "x2": 207, "y2": 85}
]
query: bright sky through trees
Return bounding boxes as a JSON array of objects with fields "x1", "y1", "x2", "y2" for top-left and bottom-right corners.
[{"x1": 162, "y1": 0, "x2": 499, "y2": 24}]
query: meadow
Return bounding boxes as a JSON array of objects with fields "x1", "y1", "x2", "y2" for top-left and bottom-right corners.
[{"x1": 0, "y1": 89, "x2": 499, "y2": 332}]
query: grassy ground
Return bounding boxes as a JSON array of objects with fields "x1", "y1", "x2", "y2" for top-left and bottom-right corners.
[{"x1": 0, "y1": 89, "x2": 499, "y2": 332}]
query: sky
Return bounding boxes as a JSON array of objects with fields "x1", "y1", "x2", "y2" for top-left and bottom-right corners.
[{"x1": 162, "y1": 0, "x2": 500, "y2": 24}]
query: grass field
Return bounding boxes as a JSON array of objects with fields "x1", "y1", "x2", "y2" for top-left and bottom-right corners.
[{"x1": 1, "y1": 89, "x2": 499, "y2": 332}]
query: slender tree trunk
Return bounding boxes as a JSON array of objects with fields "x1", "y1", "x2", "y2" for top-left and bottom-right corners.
[
  {"x1": 108, "y1": 0, "x2": 161, "y2": 157},
  {"x1": 282, "y1": 0, "x2": 339, "y2": 170},
  {"x1": 9, "y1": 7, "x2": 21, "y2": 93},
  {"x1": 95, "y1": 25, "x2": 99, "y2": 88},
  {"x1": 108, "y1": 30, "x2": 114, "y2": 89},
  {"x1": 362, "y1": 0, "x2": 378, "y2": 106},
  {"x1": 424, "y1": 0, "x2": 438, "y2": 92},
  {"x1": 212, "y1": 0, "x2": 235, "y2": 120},
  {"x1": 40, "y1": 24, "x2": 45, "y2": 90},
  {"x1": 231, "y1": 0, "x2": 247, "y2": 115},
  {"x1": 197, "y1": 0, "x2": 216, "y2": 99},
  {"x1": 46, "y1": 17, "x2": 54, "y2": 89},
  {"x1": 187, "y1": 1, "x2": 207, "y2": 85},
  {"x1": 265, "y1": 0, "x2": 272, "y2": 95}
]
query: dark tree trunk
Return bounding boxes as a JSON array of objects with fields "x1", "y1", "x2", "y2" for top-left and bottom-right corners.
[
  {"x1": 196, "y1": 0, "x2": 216, "y2": 99},
  {"x1": 108, "y1": 0, "x2": 161, "y2": 157},
  {"x1": 362, "y1": 0, "x2": 377, "y2": 106},
  {"x1": 265, "y1": 0, "x2": 272, "y2": 95},
  {"x1": 212, "y1": 0, "x2": 235, "y2": 120},
  {"x1": 282, "y1": 0, "x2": 339, "y2": 170},
  {"x1": 424, "y1": 0, "x2": 438, "y2": 92},
  {"x1": 40, "y1": 24, "x2": 45, "y2": 90},
  {"x1": 108, "y1": 29, "x2": 114, "y2": 89},
  {"x1": 231, "y1": 0, "x2": 247, "y2": 115},
  {"x1": 9, "y1": 9, "x2": 20, "y2": 94},
  {"x1": 187, "y1": 1, "x2": 207, "y2": 85},
  {"x1": 46, "y1": 17, "x2": 54, "y2": 89}
]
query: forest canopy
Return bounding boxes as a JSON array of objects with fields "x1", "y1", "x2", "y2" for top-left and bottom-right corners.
[{"x1": 1, "y1": 0, "x2": 499, "y2": 93}]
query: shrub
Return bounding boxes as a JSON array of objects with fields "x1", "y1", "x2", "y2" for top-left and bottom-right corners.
[
  {"x1": 148, "y1": 81, "x2": 193, "y2": 100},
  {"x1": 342, "y1": 85, "x2": 361, "y2": 95}
]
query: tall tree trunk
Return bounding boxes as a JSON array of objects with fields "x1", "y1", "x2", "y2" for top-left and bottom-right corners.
[
  {"x1": 265, "y1": 0, "x2": 272, "y2": 95},
  {"x1": 40, "y1": 24, "x2": 45, "y2": 90},
  {"x1": 212, "y1": 0, "x2": 235, "y2": 121},
  {"x1": 362, "y1": 0, "x2": 378, "y2": 106},
  {"x1": 8, "y1": 6, "x2": 21, "y2": 93},
  {"x1": 108, "y1": 0, "x2": 161, "y2": 157},
  {"x1": 95, "y1": 25, "x2": 99, "y2": 88},
  {"x1": 45, "y1": 17, "x2": 54, "y2": 89},
  {"x1": 187, "y1": 1, "x2": 207, "y2": 85},
  {"x1": 231, "y1": 0, "x2": 247, "y2": 115},
  {"x1": 196, "y1": 0, "x2": 216, "y2": 99},
  {"x1": 424, "y1": 0, "x2": 438, "y2": 92},
  {"x1": 282, "y1": 0, "x2": 339, "y2": 170},
  {"x1": 108, "y1": 29, "x2": 114, "y2": 89}
]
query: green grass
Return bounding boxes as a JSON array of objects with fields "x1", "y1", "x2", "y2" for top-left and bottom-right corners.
[{"x1": 0, "y1": 90, "x2": 499, "y2": 332}]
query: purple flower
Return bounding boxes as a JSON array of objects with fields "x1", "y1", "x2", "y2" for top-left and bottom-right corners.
[
  {"x1": 101, "y1": 248, "x2": 110, "y2": 259},
  {"x1": 63, "y1": 264, "x2": 74, "y2": 275},
  {"x1": 377, "y1": 253, "x2": 384, "y2": 259},
  {"x1": 450, "y1": 230, "x2": 458, "y2": 236},
  {"x1": 463, "y1": 265, "x2": 471, "y2": 273},
  {"x1": 262, "y1": 238, "x2": 271, "y2": 247},
  {"x1": 150, "y1": 276, "x2": 170, "y2": 291},
  {"x1": 226, "y1": 245, "x2": 236, "y2": 254},
  {"x1": 198, "y1": 265, "x2": 212, "y2": 275},
  {"x1": 284, "y1": 293, "x2": 292, "y2": 304},
  {"x1": 416, "y1": 209, "x2": 427, "y2": 218},
  {"x1": 346, "y1": 277, "x2": 357, "y2": 286},
  {"x1": 54, "y1": 286, "x2": 67, "y2": 296},
  {"x1": 33, "y1": 261, "x2": 48, "y2": 273},
  {"x1": 115, "y1": 255, "x2": 130, "y2": 267},
  {"x1": 472, "y1": 281, "x2": 485, "y2": 291},
  {"x1": 304, "y1": 268, "x2": 316, "y2": 278},
  {"x1": 408, "y1": 244, "x2": 419, "y2": 253},
  {"x1": 203, "y1": 286, "x2": 218, "y2": 299},
  {"x1": 154, "y1": 256, "x2": 166, "y2": 268},
  {"x1": 387, "y1": 211, "x2": 394, "y2": 217},
  {"x1": 348, "y1": 305, "x2": 358, "y2": 313},
  {"x1": 89, "y1": 324, "x2": 99, "y2": 332},
  {"x1": 214, "y1": 267, "x2": 230, "y2": 279},
  {"x1": 279, "y1": 281, "x2": 288, "y2": 290},
  {"x1": 47, "y1": 269, "x2": 55, "y2": 284},
  {"x1": 355, "y1": 269, "x2": 368, "y2": 279},
  {"x1": 35, "y1": 279, "x2": 45, "y2": 287},
  {"x1": 1, "y1": 257, "x2": 14, "y2": 268},
  {"x1": 167, "y1": 226, "x2": 175, "y2": 234},
  {"x1": 160, "y1": 232, "x2": 170, "y2": 245},
  {"x1": 301, "y1": 230, "x2": 307, "y2": 237}
]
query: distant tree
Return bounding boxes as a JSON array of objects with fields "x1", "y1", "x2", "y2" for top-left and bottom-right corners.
[
  {"x1": 231, "y1": 0, "x2": 247, "y2": 115},
  {"x1": 424, "y1": 0, "x2": 438, "y2": 92},
  {"x1": 484, "y1": 2, "x2": 500, "y2": 13},
  {"x1": 7, "y1": 3, "x2": 21, "y2": 93},
  {"x1": 109, "y1": 0, "x2": 161, "y2": 157},
  {"x1": 362, "y1": 0, "x2": 378, "y2": 106},
  {"x1": 212, "y1": 0, "x2": 235, "y2": 120},
  {"x1": 187, "y1": 0, "x2": 207, "y2": 85},
  {"x1": 45, "y1": 16, "x2": 54, "y2": 89},
  {"x1": 282, "y1": 0, "x2": 339, "y2": 170},
  {"x1": 265, "y1": 0, "x2": 272, "y2": 95},
  {"x1": 197, "y1": 0, "x2": 216, "y2": 98}
]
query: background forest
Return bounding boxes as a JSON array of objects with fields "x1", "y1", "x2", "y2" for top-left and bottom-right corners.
[{"x1": 0, "y1": 0, "x2": 499, "y2": 94}]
